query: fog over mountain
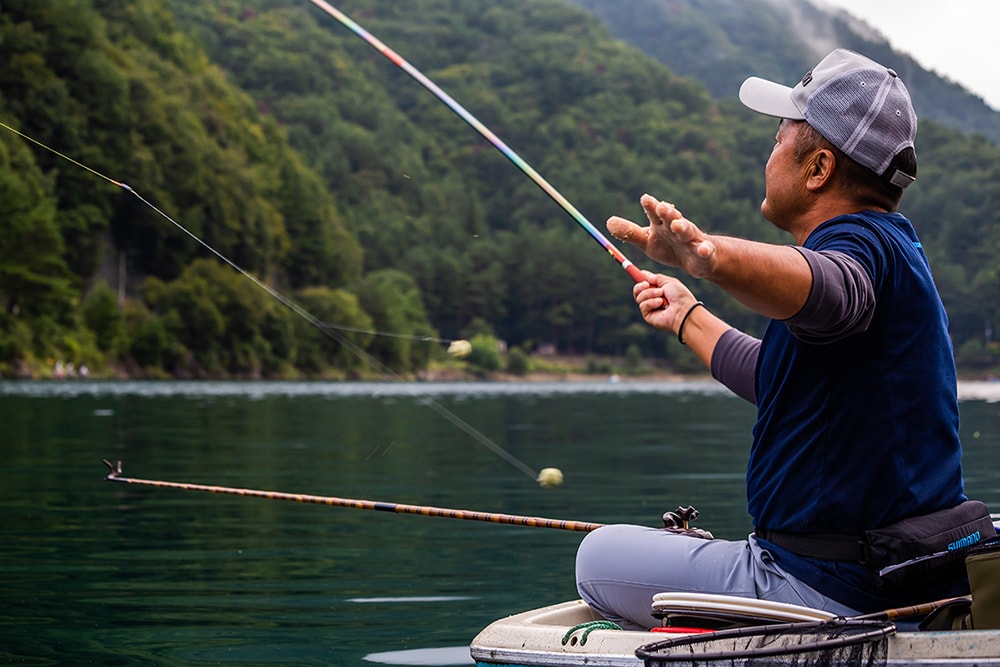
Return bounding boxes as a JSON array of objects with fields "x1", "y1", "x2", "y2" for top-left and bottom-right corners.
[{"x1": 566, "y1": 0, "x2": 1000, "y2": 144}]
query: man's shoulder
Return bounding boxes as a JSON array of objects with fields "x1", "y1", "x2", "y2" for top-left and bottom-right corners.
[{"x1": 807, "y1": 211, "x2": 912, "y2": 247}]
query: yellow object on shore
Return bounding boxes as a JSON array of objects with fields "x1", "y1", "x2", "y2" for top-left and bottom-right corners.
[{"x1": 447, "y1": 340, "x2": 473, "y2": 358}]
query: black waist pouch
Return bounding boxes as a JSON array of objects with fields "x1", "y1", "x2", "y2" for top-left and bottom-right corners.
[{"x1": 866, "y1": 500, "x2": 995, "y2": 586}]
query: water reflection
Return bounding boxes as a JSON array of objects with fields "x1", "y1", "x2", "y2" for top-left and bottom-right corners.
[
  {"x1": 349, "y1": 597, "x2": 475, "y2": 603},
  {"x1": 365, "y1": 646, "x2": 473, "y2": 665}
]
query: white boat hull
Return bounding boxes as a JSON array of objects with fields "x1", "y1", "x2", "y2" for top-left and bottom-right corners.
[{"x1": 470, "y1": 599, "x2": 1000, "y2": 666}]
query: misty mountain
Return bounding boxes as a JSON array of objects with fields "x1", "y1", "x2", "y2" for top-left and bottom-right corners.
[{"x1": 565, "y1": 0, "x2": 1000, "y2": 144}]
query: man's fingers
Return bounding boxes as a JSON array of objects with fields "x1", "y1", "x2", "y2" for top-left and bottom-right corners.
[
  {"x1": 607, "y1": 217, "x2": 645, "y2": 246},
  {"x1": 654, "y1": 199, "x2": 680, "y2": 217},
  {"x1": 668, "y1": 217, "x2": 696, "y2": 243},
  {"x1": 639, "y1": 193, "x2": 661, "y2": 224}
]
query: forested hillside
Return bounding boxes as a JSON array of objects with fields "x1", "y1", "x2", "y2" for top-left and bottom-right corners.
[
  {"x1": 1, "y1": 0, "x2": 999, "y2": 379},
  {"x1": 567, "y1": 0, "x2": 1000, "y2": 144}
]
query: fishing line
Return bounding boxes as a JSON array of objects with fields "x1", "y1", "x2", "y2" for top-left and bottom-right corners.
[
  {"x1": 305, "y1": 0, "x2": 647, "y2": 284},
  {"x1": 0, "y1": 119, "x2": 122, "y2": 186},
  {"x1": 0, "y1": 120, "x2": 453, "y2": 347},
  {"x1": 0, "y1": 118, "x2": 541, "y2": 483}
]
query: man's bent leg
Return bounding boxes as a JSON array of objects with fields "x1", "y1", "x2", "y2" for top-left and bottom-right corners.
[{"x1": 575, "y1": 525, "x2": 859, "y2": 629}]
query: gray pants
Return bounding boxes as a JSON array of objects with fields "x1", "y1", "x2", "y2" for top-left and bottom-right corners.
[{"x1": 575, "y1": 524, "x2": 860, "y2": 629}]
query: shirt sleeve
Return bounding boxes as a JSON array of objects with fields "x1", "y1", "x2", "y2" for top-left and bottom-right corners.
[
  {"x1": 710, "y1": 328, "x2": 760, "y2": 404},
  {"x1": 784, "y1": 247, "x2": 876, "y2": 344}
]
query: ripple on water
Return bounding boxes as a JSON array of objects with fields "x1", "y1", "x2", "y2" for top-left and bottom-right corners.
[{"x1": 365, "y1": 646, "x2": 474, "y2": 665}]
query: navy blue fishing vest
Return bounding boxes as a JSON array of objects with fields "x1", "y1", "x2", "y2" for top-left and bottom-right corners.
[{"x1": 749, "y1": 211, "x2": 967, "y2": 610}]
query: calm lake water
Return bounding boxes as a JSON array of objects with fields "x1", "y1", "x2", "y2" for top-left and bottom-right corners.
[{"x1": 2, "y1": 380, "x2": 999, "y2": 666}]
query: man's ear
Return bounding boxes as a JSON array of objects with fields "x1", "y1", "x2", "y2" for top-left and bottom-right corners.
[{"x1": 804, "y1": 149, "x2": 836, "y2": 191}]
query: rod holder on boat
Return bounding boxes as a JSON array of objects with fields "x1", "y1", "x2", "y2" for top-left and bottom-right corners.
[{"x1": 663, "y1": 506, "x2": 700, "y2": 530}]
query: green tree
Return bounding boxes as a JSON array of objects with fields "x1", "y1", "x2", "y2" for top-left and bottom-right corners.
[
  {"x1": 141, "y1": 258, "x2": 297, "y2": 377},
  {"x1": 466, "y1": 332, "x2": 502, "y2": 373},
  {"x1": 293, "y1": 286, "x2": 374, "y2": 375},
  {"x1": 124, "y1": 301, "x2": 173, "y2": 370},
  {"x1": 82, "y1": 280, "x2": 125, "y2": 356},
  {"x1": 505, "y1": 345, "x2": 530, "y2": 375},
  {"x1": 0, "y1": 129, "x2": 78, "y2": 363},
  {"x1": 355, "y1": 269, "x2": 438, "y2": 373}
]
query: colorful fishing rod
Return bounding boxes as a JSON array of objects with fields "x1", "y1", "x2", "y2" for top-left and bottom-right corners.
[
  {"x1": 103, "y1": 460, "x2": 600, "y2": 532},
  {"x1": 305, "y1": 0, "x2": 646, "y2": 284}
]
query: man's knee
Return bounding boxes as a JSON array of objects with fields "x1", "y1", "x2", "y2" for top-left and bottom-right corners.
[{"x1": 575, "y1": 525, "x2": 616, "y2": 581}]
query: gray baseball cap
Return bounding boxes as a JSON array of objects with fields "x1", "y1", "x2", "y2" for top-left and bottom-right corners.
[{"x1": 739, "y1": 49, "x2": 917, "y2": 189}]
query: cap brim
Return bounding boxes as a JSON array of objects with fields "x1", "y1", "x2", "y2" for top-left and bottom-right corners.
[{"x1": 739, "y1": 77, "x2": 804, "y2": 120}]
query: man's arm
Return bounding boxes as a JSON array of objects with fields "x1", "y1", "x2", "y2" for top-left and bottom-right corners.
[
  {"x1": 710, "y1": 329, "x2": 760, "y2": 404},
  {"x1": 608, "y1": 195, "x2": 813, "y2": 320},
  {"x1": 696, "y1": 235, "x2": 813, "y2": 320},
  {"x1": 784, "y1": 248, "x2": 875, "y2": 342}
]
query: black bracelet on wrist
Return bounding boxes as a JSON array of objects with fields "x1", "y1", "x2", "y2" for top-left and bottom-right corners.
[{"x1": 677, "y1": 301, "x2": 705, "y2": 345}]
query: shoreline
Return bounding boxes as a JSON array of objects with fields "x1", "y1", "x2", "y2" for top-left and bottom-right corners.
[{"x1": 12, "y1": 355, "x2": 1000, "y2": 388}]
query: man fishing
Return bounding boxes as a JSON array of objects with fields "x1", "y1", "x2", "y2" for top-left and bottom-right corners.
[{"x1": 576, "y1": 49, "x2": 987, "y2": 629}]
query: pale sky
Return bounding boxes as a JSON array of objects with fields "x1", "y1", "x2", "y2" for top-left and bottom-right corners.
[{"x1": 817, "y1": 1, "x2": 1000, "y2": 110}]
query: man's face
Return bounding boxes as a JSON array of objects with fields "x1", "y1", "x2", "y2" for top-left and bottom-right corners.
[{"x1": 760, "y1": 120, "x2": 808, "y2": 231}]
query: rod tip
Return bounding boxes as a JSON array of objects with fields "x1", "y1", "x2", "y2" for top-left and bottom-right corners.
[{"x1": 102, "y1": 458, "x2": 122, "y2": 479}]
